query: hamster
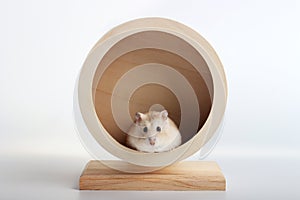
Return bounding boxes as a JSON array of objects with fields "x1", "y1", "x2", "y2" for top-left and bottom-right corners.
[{"x1": 126, "y1": 110, "x2": 182, "y2": 153}]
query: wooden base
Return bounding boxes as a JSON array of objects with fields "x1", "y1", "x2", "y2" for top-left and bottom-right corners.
[{"x1": 79, "y1": 160, "x2": 226, "y2": 191}]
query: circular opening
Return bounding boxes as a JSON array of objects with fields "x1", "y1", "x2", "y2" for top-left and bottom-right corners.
[
  {"x1": 74, "y1": 18, "x2": 227, "y2": 170},
  {"x1": 92, "y1": 31, "x2": 213, "y2": 151}
]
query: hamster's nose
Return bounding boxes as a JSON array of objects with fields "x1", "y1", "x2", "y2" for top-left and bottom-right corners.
[{"x1": 149, "y1": 137, "x2": 156, "y2": 146}]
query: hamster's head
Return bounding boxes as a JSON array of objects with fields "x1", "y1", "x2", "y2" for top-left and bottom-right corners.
[{"x1": 134, "y1": 110, "x2": 169, "y2": 138}]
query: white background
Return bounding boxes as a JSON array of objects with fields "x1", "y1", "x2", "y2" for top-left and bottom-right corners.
[{"x1": 1, "y1": 0, "x2": 300, "y2": 199}]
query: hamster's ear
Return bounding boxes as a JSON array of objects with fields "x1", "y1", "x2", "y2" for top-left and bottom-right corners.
[
  {"x1": 161, "y1": 110, "x2": 168, "y2": 120},
  {"x1": 135, "y1": 112, "x2": 144, "y2": 123}
]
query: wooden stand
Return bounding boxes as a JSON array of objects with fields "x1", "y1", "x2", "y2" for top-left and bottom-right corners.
[{"x1": 79, "y1": 160, "x2": 226, "y2": 191}]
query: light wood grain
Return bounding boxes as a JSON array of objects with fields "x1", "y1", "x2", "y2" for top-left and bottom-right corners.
[
  {"x1": 79, "y1": 160, "x2": 226, "y2": 191},
  {"x1": 95, "y1": 47, "x2": 212, "y2": 145},
  {"x1": 76, "y1": 18, "x2": 227, "y2": 167}
]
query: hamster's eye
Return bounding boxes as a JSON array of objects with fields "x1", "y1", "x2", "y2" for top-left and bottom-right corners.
[
  {"x1": 156, "y1": 126, "x2": 161, "y2": 132},
  {"x1": 143, "y1": 127, "x2": 148, "y2": 133}
]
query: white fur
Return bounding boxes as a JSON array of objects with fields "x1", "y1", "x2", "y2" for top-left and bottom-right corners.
[{"x1": 126, "y1": 112, "x2": 182, "y2": 153}]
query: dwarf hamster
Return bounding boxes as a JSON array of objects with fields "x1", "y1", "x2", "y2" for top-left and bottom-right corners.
[{"x1": 126, "y1": 110, "x2": 182, "y2": 153}]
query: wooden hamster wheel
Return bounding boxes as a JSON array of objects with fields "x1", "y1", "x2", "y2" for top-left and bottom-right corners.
[{"x1": 74, "y1": 18, "x2": 227, "y2": 169}]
